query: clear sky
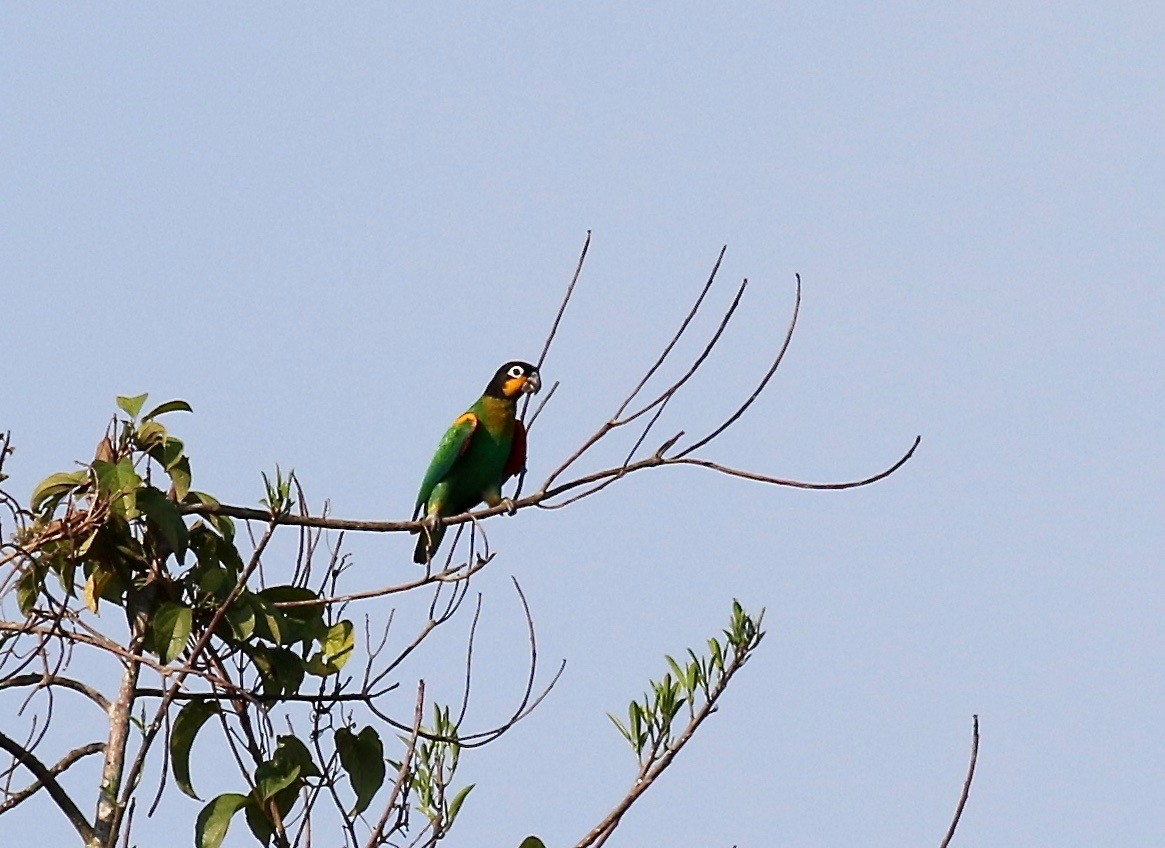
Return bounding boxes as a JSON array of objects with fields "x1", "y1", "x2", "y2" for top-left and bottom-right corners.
[{"x1": 2, "y1": 3, "x2": 1163, "y2": 846}]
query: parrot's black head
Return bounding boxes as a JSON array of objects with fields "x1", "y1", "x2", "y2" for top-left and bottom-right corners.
[{"x1": 486, "y1": 361, "x2": 541, "y2": 399}]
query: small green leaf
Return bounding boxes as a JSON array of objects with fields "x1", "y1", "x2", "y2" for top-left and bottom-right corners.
[
  {"x1": 171, "y1": 700, "x2": 221, "y2": 799},
  {"x1": 255, "y1": 758, "x2": 300, "y2": 801},
  {"x1": 607, "y1": 712, "x2": 632, "y2": 745},
  {"x1": 152, "y1": 602, "x2": 193, "y2": 664},
  {"x1": 321, "y1": 620, "x2": 355, "y2": 670},
  {"x1": 185, "y1": 491, "x2": 235, "y2": 541},
  {"x1": 243, "y1": 799, "x2": 274, "y2": 847},
  {"x1": 30, "y1": 470, "x2": 90, "y2": 514},
  {"x1": 335, "y1": 725, "x2": 385, "y2": 817},
  {"x1": 137, "y1": 486, "x2": 189, "y2": 560},
  {"x1": 117, "y1": 393, "x2": 149, "y2": 419},
  {"x1": 250, "y1": 598, "x2": 287, "y2": 646},
  {"x1": 93, "y1": 458, "x2": 142, "y2": 518},
  {"x1": 448, "y1": 783, "x2": 474, "y2": 823},
  {"x1": 195, "y1": 792, "x2": 248, "y2": 848},
  {"x1": 17, "y1": 567, "x2": 42, "y2": 614},
  {"x1": 84, "y1": 566, "x2": 115, "y2": 613},
  {"x1": 273, "y1": 735, "x2": 321, "y2": 779},
  {"x1": 708, "y1": 637, "x2": 724, "y2": 673},
  {"x1": 168, "y1": 455, "x2": 192, "y2": 500},
  {"x1": 224, "y1": 598, "x2": 256, "y2": 642},
  {"x1": 258, "y1": 586, "x2": 324, "y2": 644},
  {"x1": 143, "y1": 399, "x2": 193, "y2": 420},
  {"x1": 264, "y1": 648, "x2": 305, "y2": 696}
]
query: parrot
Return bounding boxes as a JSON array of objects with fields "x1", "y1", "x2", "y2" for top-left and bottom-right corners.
[{"x1": 412, "y1": 360, "x2": 541, "y2": 564}]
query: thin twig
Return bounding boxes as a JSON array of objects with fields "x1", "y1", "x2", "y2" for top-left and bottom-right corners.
[
  {"x1": 939, "y1": 715, "x2": 980, "y2": 848},
  {"x1": 0, "y1": 673, "x2": 111, "y2": 712},
  {"x1": 366, "y1": 682, "x2": 425, "y2": 848}
]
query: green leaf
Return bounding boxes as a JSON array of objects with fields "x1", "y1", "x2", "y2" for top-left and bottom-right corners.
[
  {"x1": 171, "y1": 700, "x2": 220, "y2": 800},
  {"x1": 708, "y1": 637, "x2": 724, "y2": 673},
  {"x1": 250, "y1": 596, "x2": 287, "y2": 645},
  {"x1": 243, "y1": 799, "x2": 274, "y2": 847},
  {"x1": 273, "y1": 735, "x2": 321, "y2": 779},
  {"x1": 152, "y1": 602, "x2": 193, "y2": 664},
  {"x1": 265, "y1": 647, "x2": 305, "y2": 696},
  {"x1": 93, "y1": 458, "x2": 142, "y2": 518},
  {"x1": 84, "y1": 566, "x2": 116, "y2": 613},
  {"x1": 117, "y1": 393, "x2": 149, "y2": 419},
  {"x1": 335, "y1": 725, "x2": 385, "y2": 817},
  {"x1": 143, "y1": 399, "x2": 193, "y2": 420},
  {"x1": 223, "y1": 598, "x2": 256, "y2": 642},
  {"x1": 258, "y1": 585, "x2": 324, "y2": 644},
  {"x1": 607, "y1": 712, "x2": 632, "y2": 745},
  {"x1": 16, "y1": 566, "x2": 43, "y2": 614},
  {"x1": 137, "y1": 486, "x2": 189, "y2": 561},
  {"x1": 30, "y1": 470, "x2": 90, "y2": 513},
  {"x1": 448, "y1": 783, "x2": 474, "y2": 823},
  {"x1": 255, "y1": 758, "x2": 300, "y2": 801},
  {"x1": 518, "y1": 838, "x2": 547, "y2": 848},
  {"x1": 135, "y1": 418, "x2": 166, "y2": 446},
  {"x1": 321, "y1": 620, "x2": 355, "y2": 670},
  {"x1": 168, "y1": 455, "x2": 193, "y2": 500},
  {"x1": 258, "y1": 584, "x2": 323, "y2": 611},
  {"x1": 185, "y1": 491, "x2": 235, "y2": 541},
  {"x1": 195, "y1": 792, "x2": 248, "y2": 848}
]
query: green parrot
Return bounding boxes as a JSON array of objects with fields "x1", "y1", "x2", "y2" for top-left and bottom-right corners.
[{"x1": 412, "y1": 360, "x2": 541, "y2": 564}]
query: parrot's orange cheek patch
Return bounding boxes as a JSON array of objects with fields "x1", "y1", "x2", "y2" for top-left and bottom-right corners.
[{"x1": 502, "y1": 377, "x2": 526, "y2": 397}]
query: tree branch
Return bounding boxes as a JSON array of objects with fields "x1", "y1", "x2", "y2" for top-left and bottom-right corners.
[
  {"x1": 179, "y1": 434, "x2": 920, "y2": 537},
  {"x1": 0, "y1": 674, "x2": 111, "y2": 712},
  {"x1": 939, "y1": 715, "x2": 980, "y2": 848},
  {"x1": 573, "y1": 634, "x2": 756, "y2": 848},
  {"x1": 0, "y1": 730, "x2": 96, "y2": 844},
  {"x1": 0, "y1": 742, "x2": 104, "y2": 817}
]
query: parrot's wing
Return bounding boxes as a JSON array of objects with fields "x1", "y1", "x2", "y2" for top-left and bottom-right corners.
[
  {"x1": 413, "y1": 412, "x2": 478, "y2": 517},
  {"x1": 502, "y1": 418, "x2": 527, "y2": 481}
]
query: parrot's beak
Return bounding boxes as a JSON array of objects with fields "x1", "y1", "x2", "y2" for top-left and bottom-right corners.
[{"x1": 523, "y1": 372, "x2": 541, "y2": 394}]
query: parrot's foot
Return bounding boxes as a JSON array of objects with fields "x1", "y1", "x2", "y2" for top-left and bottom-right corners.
[
  {"x1": 420, "y1": 513, "x2": 440, "y2": 536},
  {"x1": 499, "y1": 497, "x2": 517, "y2": 516}
]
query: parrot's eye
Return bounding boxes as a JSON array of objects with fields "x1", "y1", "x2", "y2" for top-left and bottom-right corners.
[{"x1": 507, "y1": 365, "x2": 525, "y2": 379}]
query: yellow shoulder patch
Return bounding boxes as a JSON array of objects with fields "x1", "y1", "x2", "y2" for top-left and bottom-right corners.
[{"x1": 454, "y1": 412, "x2": 477, "y2": 428}]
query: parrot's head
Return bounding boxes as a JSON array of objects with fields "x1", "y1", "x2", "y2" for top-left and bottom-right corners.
[{"x1": 487, "y1": 361, "x2": 541, "y2": 399}]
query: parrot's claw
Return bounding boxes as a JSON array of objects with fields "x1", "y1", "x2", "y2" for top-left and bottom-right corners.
[
  {"x1": 420, "y1": 513, "x2": 440, "y2": 536},
  {"x1": 499, "y1": 497, "x2": 517, "y2": 516}
]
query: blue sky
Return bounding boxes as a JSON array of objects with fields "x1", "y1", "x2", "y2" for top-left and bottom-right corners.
[{"x1": 2, "y1": 3, "x2": 1163, "y2": 846}]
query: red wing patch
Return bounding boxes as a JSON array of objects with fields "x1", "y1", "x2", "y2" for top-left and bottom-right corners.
[{"x1": 503, "y1": 419, "x2": 527, "y2": 480}]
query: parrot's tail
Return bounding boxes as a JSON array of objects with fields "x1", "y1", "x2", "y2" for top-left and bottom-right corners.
[{"x1": 413, "y1": 522, "x2": 445, "y2": 564}]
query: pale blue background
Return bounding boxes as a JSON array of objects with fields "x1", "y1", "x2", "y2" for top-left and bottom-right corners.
[{"x1": 2, "y1": 4, "x2": 1163, "y2": 846}]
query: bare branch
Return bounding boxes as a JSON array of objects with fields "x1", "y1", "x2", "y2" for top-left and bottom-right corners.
[
  {"x1": 939, "y1": 715, "x2": 980, "y2": 848},
  {"x1": 0, "y1": 730, "x2": 95, "y2": 844},
  {"x1": 366, "y1": 681, "x2": 425, "y2": 848},
  {"x1": 180, "y1": 430, "x2": 920, "y2": 536},
  {"x1": 675, "y1": 272, "x2": 800, "y2": 458},
  {"x1": 0, "y1": 741, "x2": 104, "y2": 818},
  {"x1": 0, "y1": 674, "x2": 111, "y2": 712},
  {"x1": 536, "y1": 231, "x2": 590, "y2": 373}
]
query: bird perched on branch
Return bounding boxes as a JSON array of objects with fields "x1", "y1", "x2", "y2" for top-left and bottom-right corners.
[{"x1": 412, "y1": 361, "x2": 541, "y2": 564}]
